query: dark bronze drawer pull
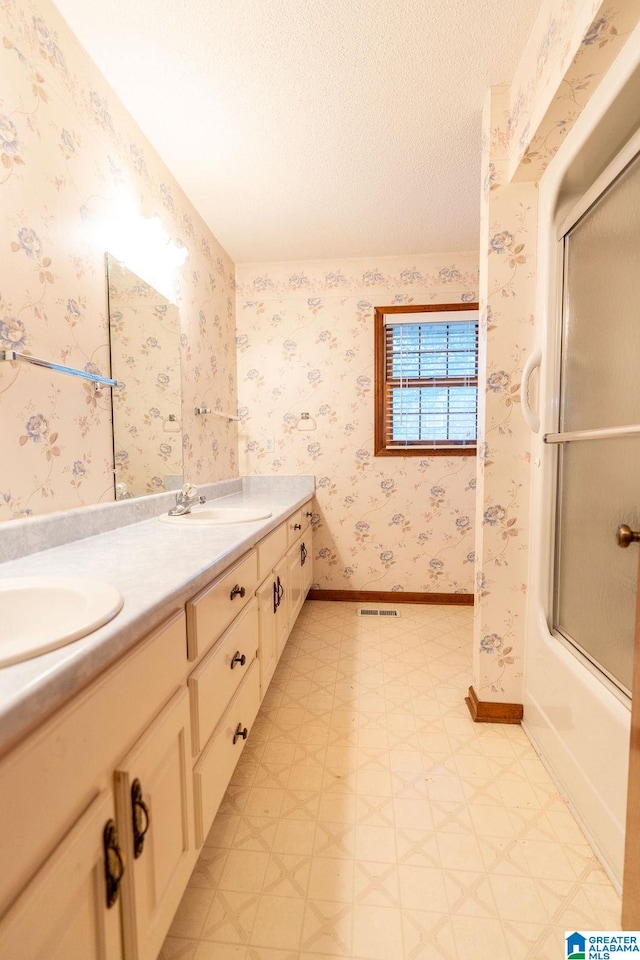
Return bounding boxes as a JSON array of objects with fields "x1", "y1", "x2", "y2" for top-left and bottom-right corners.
[
  {"x1": 306, "y1": 511, "x2": 313, "y2": 518},
  {"x1": 293, "y1": 523, "x2": 302, "y2": 530},
  {"x1": 131, "y1": 778, "x2": 150, "y2": 859},
  {"x1": 230, "y1": 584, "x2": 246, "y2": 600},
  {"x1": 301, "y1": 543, "x2": 307, "y2": 566},
  {"x1": 103, "y1": 819, "x2": 125, "y2": 908},
  {"x1": 273, "y1": 580, "x2": 279, "y2": 613},
  {"x1": 231, "y1": 651, "x2": 246, "y2": 669},
  {"x1": 233, "y1": 723, "x2": 248, "y2": 744}
]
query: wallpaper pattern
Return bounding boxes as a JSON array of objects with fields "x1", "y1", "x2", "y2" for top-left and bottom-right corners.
[
  {"x1": 474, "y1": 86, "x2": 537, "y2": 701},
  {"x1": 108, "y1": 261, "x2": 182, "y2": 499},
  {"x1": 0, "y1": 0, "x2": 237, "y2": 521},
  {"x1": 473, "y1": 0, "x2": 640, "y2": 702},
  {"x1": 508, "y1": 0, "x2": 640, "y2": 181},
  {"x1": 236, "y1": 256, "x2": 479, "y2": 594}
]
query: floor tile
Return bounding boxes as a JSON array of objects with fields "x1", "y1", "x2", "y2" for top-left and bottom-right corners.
[{"x1": 162, "y1": 601, "x2": 621, "y2": 959}]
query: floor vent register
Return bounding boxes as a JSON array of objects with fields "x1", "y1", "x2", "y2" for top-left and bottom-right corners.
[{"x1": 357, "y1": 608, "x2": 400, "y2": 618}]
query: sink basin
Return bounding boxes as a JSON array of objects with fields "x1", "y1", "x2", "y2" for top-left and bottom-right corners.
[
  {"x1": 0, "y1": 576, "x2": 124, "y2": 668},
  {"x1": 159, "y1": 506, "x2": 272, "y2": 525}
]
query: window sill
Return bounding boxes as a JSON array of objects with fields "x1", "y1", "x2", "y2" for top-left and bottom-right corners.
[{"x1": 373, "y1": 446, "x2": 477, "y2": 457}]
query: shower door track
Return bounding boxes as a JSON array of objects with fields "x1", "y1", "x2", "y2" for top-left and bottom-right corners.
[{"x1": 545, "y1": 425, "x2": 640, "y2": 443}]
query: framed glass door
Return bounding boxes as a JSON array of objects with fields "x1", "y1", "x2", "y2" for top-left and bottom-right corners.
[{"x1": 551, "y1": 147, "x2": 640, "y2": 697}]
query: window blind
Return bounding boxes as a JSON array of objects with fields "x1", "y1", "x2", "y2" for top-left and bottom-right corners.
[{"x1": 384, "y1": 317, "x2": 478, "y2": 448}]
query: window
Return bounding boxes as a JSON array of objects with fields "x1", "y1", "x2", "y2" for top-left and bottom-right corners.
[{"x1": 374, "y1": 303, "x2": 479, "y2": 456}]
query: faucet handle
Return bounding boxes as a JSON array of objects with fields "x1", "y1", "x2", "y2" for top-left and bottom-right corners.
[{"x1": 181, "y1": 483, "x2": 197, "y2": 499}]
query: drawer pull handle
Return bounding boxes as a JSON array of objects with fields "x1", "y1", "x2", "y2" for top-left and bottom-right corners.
[
  {"x1": 277, "y1": 576, "x2": 284, "y2": 603},
  {"x1": 233, "y1": 723, "x2": 248, "y2": 744},
  {"x1": 293, "y1": 523, "x2": 302, "y2": 530},
  {"x1": 230, "y1": 584, "x2": 246, "y2": 600},
  {"x1": 103, "y1": 819, "x2": 125, "y2": 909},
  {"x1": 306, "y1": 511, "x2": 313, "y2": 518},
  {"x1": 231, "y1": 651, "x2": 246, "y2": 669},
  {"x1": 301, "y1": 543, "x2": 307, "y2": 566},
  {"x1": 273, "y1": 580, "x2": 279, "y2": 613},
  {"x1": 131, "y1": 778, "x2": 151, "y2": 859}
]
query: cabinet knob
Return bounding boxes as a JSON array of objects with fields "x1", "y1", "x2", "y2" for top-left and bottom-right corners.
[
  {"x1": 231, "y1": 651, "x2": 247, "y2": 669},
  {"x1": 131, "y1": 778, "x2": 151, "y2": 859},
  {"x1": 233, "y1": 723, "x2": 248, "y2": 744},
  {"x1": 230, "y1": 584, "x2": 246, "y2": 600},
  {"x1": 293, "y1": 523, "x2": 302, "y2": 530},
  {"x1": 617, "y1": 524, "x2": 640, "y2": 548},
  {"x1": 103, "y1": 819, "x2": 125, "y2": 909}
]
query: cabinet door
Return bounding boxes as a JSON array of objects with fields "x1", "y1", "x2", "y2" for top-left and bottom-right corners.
[
  {"x1": 287, "y1": 540, "x2": 303, "y2": 625},
  {"x1": 300, "y1": 537, "x2": 313, "y2": 597},
  {"x1": 274, "y1": 554, "x2": 290, "y2": 660},
  {"x1": 257, "y1": 576, "x2": 278, "y2": 696},
  {"x1": 0, "y1": 790, "x2": 123, "y2": 960},
  {"x1": 114, "y1": 689, "x2": 196, "y2": 960}
]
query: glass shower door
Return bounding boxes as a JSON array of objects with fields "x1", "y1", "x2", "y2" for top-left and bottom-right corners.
[{"x1": 553, "y1": 148, "x2": 640, "y2": 696}]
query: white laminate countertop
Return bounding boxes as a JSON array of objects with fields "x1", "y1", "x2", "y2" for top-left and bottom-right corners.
[{"x1": 0, "y1": 476, "x2": 315, "y2": 758}]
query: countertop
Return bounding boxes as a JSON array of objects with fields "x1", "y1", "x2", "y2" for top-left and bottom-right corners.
[{"x1": 0, "y1": 476, "x2": 315, "y2": 758}]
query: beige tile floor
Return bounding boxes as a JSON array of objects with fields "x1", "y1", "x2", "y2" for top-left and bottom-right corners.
[{"x1": 160, "y1": 601, "x2": 622, "y2": 960}]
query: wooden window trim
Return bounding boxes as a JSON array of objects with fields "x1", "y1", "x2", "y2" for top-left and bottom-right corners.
[{"x1": 374, "y1": 302, "x2": 479, "y2": 457}]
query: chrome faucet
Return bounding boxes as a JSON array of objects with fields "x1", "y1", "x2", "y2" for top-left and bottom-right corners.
[{"x1": 168, "y1": 483, "x2": 207, "y2": 516}]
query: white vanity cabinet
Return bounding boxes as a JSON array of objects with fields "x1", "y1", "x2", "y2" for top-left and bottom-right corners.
[
  {"x1": 114, "y1": 689, "x2": 195, "y2": 960},
  {"x1": 257, "y1": 501, "x2": 314, "y2": 679},
  {"x1": 0, "y1": 496, "x2": 314, "y2": 960},
  {"x1": 0, "y1": 611, "x2": 194, "y2": 960},
  {"x1": 187, "y1": 500, "x2": 314, "y2": 842},
  {"x1": 0, "y1": 789, "x2": 123, "y2": 960},
  {"x1": 284, "y1": 503, "x2": 314, "y2": 631}
]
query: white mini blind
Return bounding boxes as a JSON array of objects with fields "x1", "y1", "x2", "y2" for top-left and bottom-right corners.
[{"x1": 383, "y1": 312, "x2": 478, "y2": 448}]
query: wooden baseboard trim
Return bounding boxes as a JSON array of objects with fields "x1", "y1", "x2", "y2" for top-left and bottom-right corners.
[
  {"x1": 306, "y1": 589, "x2": 473, "y2": 606},
  {"x1": 465, "y1": 685, "x2": 523, "y2": 724}
]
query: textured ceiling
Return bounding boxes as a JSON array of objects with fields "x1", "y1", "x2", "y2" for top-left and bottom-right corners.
[{"x1": 51, "y1": 0, "x2": 540, "y2": 263}]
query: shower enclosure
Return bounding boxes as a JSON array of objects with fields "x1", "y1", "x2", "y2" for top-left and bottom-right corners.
[
  {"x1": 523, "y1": 42, "x2": 640, "y2": 889},
  {"x1": 552, "y1": 148, "x2": 640, "y2": 698}
]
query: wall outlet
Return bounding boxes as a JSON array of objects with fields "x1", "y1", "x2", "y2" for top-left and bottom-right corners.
[{"x1": 264, "y1": 437, "x2": 275, "y2": 453}]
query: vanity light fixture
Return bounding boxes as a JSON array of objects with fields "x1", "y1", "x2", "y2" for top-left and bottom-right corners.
[{"x1": 99, "y1": 192, "x2": 188, "y2": 301}]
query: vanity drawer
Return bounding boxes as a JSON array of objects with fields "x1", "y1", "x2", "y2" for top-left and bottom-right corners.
[
  {"x1": 286, "y1": 502, "x2": 312, "y2": 546},
  {"x1": 186, "y1": 550, "x2": 258, "y2": 661},
  {"x1": 189, "y1": 599, "x2": 258, "y2": 754},
  {"x1": 193, "y1": 660, "x2": 261, "y2": 845},
  {"x1": 257, "y1": 523, "x2": 287, "y2": 580}
]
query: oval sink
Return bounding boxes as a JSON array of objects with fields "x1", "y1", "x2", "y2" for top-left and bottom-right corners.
[
  {"x1": 159, "y1": 506, "x2": 272, "y2": 525},
  {"x1": 0, "y1": 576, "x2": 124, "y2": 668}
]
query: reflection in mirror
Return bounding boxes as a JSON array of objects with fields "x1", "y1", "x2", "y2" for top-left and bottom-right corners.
[{"x1": 107, "y1": 255, "x2": 183, "y2": 500}]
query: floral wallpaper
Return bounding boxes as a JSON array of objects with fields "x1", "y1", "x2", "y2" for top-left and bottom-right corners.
[
  {"x1": 0, "y1": 0, "x2": 237, "y2": 521},
  {"x1": 235, "y1": 255, "x2": 479, "y2": 595},
  {"x1": 474, "y1": 85, "x2": 537, "y2": 702},
  {"x1": 508, "y1": 0, "x2": 640, "y2": 181},
  {"x1": 108, "y1": 258, "x2": 182, "y2": 499},
  {"x1": 473, "y1": 0, "x2": 640, "y2": 704}
]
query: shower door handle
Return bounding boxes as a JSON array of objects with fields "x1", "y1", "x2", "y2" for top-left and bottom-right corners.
[
  {"x1": 520, "y1": 347, "x2": 541, "y2": 433},
  {"x1": 616, "y1": 524, "x2": 640, "y2": 548}
]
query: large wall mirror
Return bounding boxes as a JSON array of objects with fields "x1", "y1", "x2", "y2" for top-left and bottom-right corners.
[{"x1": 107, "y1": 254, "x2": 183, "y2": 500}]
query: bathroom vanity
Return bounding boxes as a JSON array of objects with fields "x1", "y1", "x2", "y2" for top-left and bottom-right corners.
[{"x1": 0, "y1": 477, "x2": 314, "y2": 960}]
